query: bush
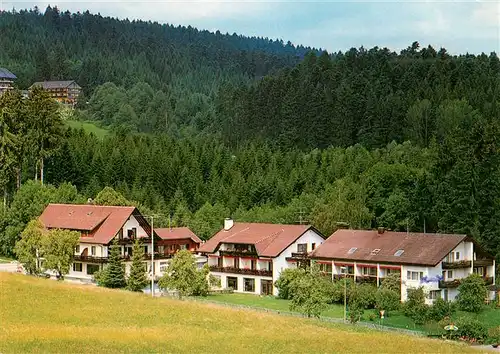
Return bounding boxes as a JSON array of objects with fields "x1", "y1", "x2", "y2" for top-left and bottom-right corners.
[
  {"x1": 326, "y1": 277, "x2": 355, "y2": 304},
  {"x1": 380, "y1": 273, "x2": 401, "y2": 293},
  {"x1": 404, "y1": 287, "x2": 429, "y2": 324},
  {"x1": 457, "y1": 274, "x2": 488, "y2": 313},
  {"x1": 348, "y1": 301, "x2": 364, "y2": 324},
  {"x1": 350, "y1": 283, "x2": 377, "y2": 309},
  {"x1": 368, "y1": 312, "x2": 377, "y2": 321},
  {"x1": 275, "y1": 268, "x2": 306, "y2": 300},
  {"x1": 428, "y1": 298, "x2": 456, "y2": 321},
  {"x1": 454, "y1": 317, "x2": 488, "y2": 343},
  {"x1": 488, "y1": 326, "x2": 500, "y2": 345},
  {"x1": 375, "y1": 288, "x2": 400, "y2": 315}
]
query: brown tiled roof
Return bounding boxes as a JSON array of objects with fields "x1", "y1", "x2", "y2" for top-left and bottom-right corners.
[
  {"x1": 198, "y1": 222, "x2": 320, "y2": 258},
  {"x1": 155, "y1": 227, "x2": 202, "y2": 244},
  {"x1": 310, "y1": 229, "x2": 467, "y2": 266},
  {"x1": 31, "y1": 80, "x2": 81, "y2": 89},
  {"x1": 39, "y1": 204, "x2": 138, "y2": 244}
]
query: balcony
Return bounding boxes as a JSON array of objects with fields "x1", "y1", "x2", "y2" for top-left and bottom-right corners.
[
  {"x1": 209, "y1": 265, "x2": 272, "y2": 277},
  {"x1": 439, "y1": 276, "x2": 494, "y2": 288},
  {"x1": 442, "y1": 260, "x2": 472, "y2": 269},
  {"x1": 356, "y1": 275, "x2": 378, "y2": 284},
  {"x1": 73, "y1": 255, "x2": 108, "y2": 263},
  {"x1": 475, "y1": 259, "x2": 494, "y2": 267},
  {"x1": 219, "y1": 250, "x2": 258, "y2": 258},
  {"x1": 286, "y1": 252, "x2": 310, "y2": 262}
]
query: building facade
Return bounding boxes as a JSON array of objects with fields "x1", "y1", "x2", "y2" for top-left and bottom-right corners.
[
  {"x1": 39, "y1": 204, "x2": 203, "y2": 283},
  {"x1": 310, "y1": 228, "x2": 496, "y2": 304},
  {"x1": 0, "y1": 68, "x2": 16, "y2": 95},
  {"x1": 30, "y1": 80, "x2": 81, "y2": 106},
  {"x1": 199, "y1": 219, "x2": 325, "y2": 296}
]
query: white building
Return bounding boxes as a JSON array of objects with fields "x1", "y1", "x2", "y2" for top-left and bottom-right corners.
[
  {"x1": 39, "y1": 204, "x2": 204, "y2": 283},
  {"x1": 199, "y1": 219, "x2": 326, "y2": 296},
  {"x1": 310, "y1": 227, "x2": 496, "y2": 304}
]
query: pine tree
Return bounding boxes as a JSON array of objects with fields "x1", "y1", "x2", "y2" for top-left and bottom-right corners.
[
  {"x1": 127, "y1": 239, "x2": 148, "y2": 292},
  {"x1": 98, "y1": 238, "x2": 126, "y2": 288}
]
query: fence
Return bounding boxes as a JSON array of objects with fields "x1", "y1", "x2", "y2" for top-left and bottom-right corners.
[{"x1": 174, "y1": 296, "x2": 425, "y2": 337}]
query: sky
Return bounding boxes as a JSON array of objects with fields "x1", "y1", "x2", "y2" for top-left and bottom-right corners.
[{"x1": 2, "y1": 0, "x2": 499, "y2": 54}]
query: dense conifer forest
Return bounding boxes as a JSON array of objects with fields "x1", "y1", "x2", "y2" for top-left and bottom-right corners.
[{"x1": 1, "y1": 8, "x2": 500, "y2": 267}]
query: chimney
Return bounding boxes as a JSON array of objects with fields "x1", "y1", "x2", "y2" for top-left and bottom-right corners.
[
  {"x1": 87, "y1": 198, "x2": 93, "y2": 205},
  {"x1": 377, "y1": 227, "x2": 385, "y2": 235},
  {"x1": 224, "y1": 218, "x2": 234, "y2": 231}
]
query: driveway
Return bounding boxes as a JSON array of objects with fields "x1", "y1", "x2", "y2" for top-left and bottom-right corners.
[{"x1": 0, "y1": 261, "x2": 21, "y2": 273}]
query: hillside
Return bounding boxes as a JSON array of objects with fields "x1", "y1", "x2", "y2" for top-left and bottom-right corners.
[{"x1": 0, "y1": 273, "x2": 478, "y2": 353}]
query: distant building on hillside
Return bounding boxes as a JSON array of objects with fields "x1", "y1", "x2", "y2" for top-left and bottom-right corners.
[
  {"x1": 30, "y1": 80, "x2": 81, "y2": 106},
  {"x1": 310, "y1": 227, "x2": 496, "y2": 304},
  {"x1": 38, "y1": 204, "x2": 205, "y2": 283},
  {"x1": 0, "y1": 68, "x2": 16, "y2": 95}
]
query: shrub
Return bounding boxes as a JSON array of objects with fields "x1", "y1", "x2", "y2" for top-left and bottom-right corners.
[
  {"x1": 326, "y1": 277, "x2": 355, "y2": 304},
  {"x1": 457, "y1": 274, "x2": 488, "y2": 313},
  {"x1": 289, "y1": 272, "x2": 329, "y2": 318},
  {"x1": 350, "y1": 283, "x2": 377, "y2": 309},
  {"x1": 404, "y1": 287, "x2": 429, "y2": 324},
  {"x1": 380, "y1": 273, "x2": 401, "y2": 293},
  {"x1": 375, "y1": 288, "x2": 400, "y2": 315},
  {"x1": 454, "y1": 317, "x2": 488, "y2": 343},
  {"x1": 488, "y1": 326, "x2": 500, "y2": 345},
  {"x1": 348, "y1": 300, "x2": 364, "y2": 324},
  {"x1": 428, "y1": 298, "x2": 456, "y2": 321},
  {"x1": 275, "y1": 268, "x2": 306, "y2": 300},
  {"x1": 368, "y1": 312, "x2": 377, "y2": 321}
]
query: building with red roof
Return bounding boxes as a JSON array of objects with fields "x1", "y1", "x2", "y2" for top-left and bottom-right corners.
[
  {"x1": 199, "y1": 219, "x2": 325, "y2": 296},
  {"x1": 310, "y1": 227, "x2": 496, "y2": 303},
  {"x1": 39, "y1": 204, "x2": 204, "y2": 283}
]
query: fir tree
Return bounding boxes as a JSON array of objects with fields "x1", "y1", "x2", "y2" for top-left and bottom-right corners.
[
  {"x1": 127, "y1": 239, "x2": 148, "y2": 292},
  {"x1": 98, "y1": 238, "x2": 126, "y2": 288}
]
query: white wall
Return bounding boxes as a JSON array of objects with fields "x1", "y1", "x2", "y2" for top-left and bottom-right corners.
[
  {"x1": 272, "y1": 229, "x2": 325, "y2": 295},
  {"x1": 211, "y1": 272, "x2": 273, "y2": 295},
  {"x1": 122, "y1": 215, "x2": 148, "y2": 239}
]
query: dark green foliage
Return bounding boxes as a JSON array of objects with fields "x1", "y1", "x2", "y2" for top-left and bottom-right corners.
[
  {"x1": 428, "y1": 298, "x2": 456, "y2": 322},
  {"x1": 375, "y1": 288, "x2": 400, "y2": 316},
  {"x1": 275, "y1": 268, "x2": 306, "y2": 300},
  {"x1": 349, "y1": 283, "x2": 377, "y2": 309},
  {"x1": 403, "y1": 287, "x2": 429, "y2": 325},
  {"x1": 380, "y1": 273, "x2": 401, "y2": 293},
  {"x1": 454, "y1": 317, "x2": 488, "y2": 343},
  {"x1": 288, "y1": 270, "x2": 329, "y2": 318},
  {"x1": 126, "y1": 239, "x2": 148, "y2": 292},
  {"x1": 97, "y1": 239, "x2": 126, "y2": 288},
  {"x1": 457, "y1": 274, "x2": 488, "y2": 313}
]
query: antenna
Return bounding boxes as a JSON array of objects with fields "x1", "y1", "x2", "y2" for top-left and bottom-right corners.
[{"x1": 295, "y1": 206, "x2": 308, "y2": 225}]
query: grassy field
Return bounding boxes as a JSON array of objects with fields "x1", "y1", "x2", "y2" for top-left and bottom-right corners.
[
  {"x1": 0, "y1": 273, "x2": 480, "y2": 354},
  {"x1": 207, "y1": 292, "x2": 500, "y2": 332},
  {"x1": 66, "y1": 120, "x2": 109, "y2": 139}
]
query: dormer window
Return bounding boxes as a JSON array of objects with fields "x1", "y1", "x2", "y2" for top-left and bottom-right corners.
[
  {"x1": 370, "y1": 249, "x2": 381, "y2": 255},
  {"x1": 348, "y1": 247, "x2": 357, "y2": 254},
  {"x1": 297, "y1": 243, "x2": 307, "y2": 253},
  {"x1": 394, "y1": 249, "x2": 404, "y2": 257}
]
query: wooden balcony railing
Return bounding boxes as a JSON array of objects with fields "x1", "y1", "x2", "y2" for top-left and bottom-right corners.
[
  {"x1": 73, "y1": 255, "x2": 108, "y2": 263},
  {"x1": 209, "y1": 265, "x2": 272, "y2": 277},
  {"x1": 290, "y1": 252, "x2": 309, "y2": 258},
  {"x1": 474, "y1": 259, "x2": 494, "y2": 267},
  {"x1": 219, "y1": 250, "x2": 258, "y2": 258},
  {"x1": 442, "y1": 260, "x2": 472, "y2": 269},
  {"x1": 439, "y1": 276, "x2": 494, "y2": 288}
]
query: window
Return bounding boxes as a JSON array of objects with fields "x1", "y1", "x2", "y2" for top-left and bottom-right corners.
[
  {"x1": 394, "y1": 249, "x2": 404, "y2": 257},
  {"x1": 251, "y1": 260, "x2": 256, "y2": 270},
  {"x1": 473, "y1": 267, "x2": 485, "y2": 276},
  {"x1": 125, "y1": 246, "x2": 133, "y2": 257},
  {"x1": 428, "y1": 290, "x2": 441, "y2": 300},
  {"x1": 180, "y1": 244, "x2": 187, "y2": 250},
  {"x1": 407, "y1": 271, "x2": 423, "y2": 281},
  {"x1": 227, "y1": 277, "x2": 238, "y2": 290},
  {"x1": 297, "y1": 243, "x2": 307, "y2": 253},
  {"x1": 370, "y1": 248, "x2": 381, "y2": 255},
  {"x1": 143, "y1": 246, "x2": 148, "y2": 254},
  {"x1": 312, "y1": 243, "x2": 316, "y2": 250},
  {"x1": 261, "y1": 280, "x2": 273, "y2": 295},
  {"x1": 244, "y1": 278, "x2": 255, "y2": 292},
  {"x1": 159, "y1": 261, "x2": 168, "y2": 272},
  {"x1": 75, "y1": 245, "x2": 80, "y2": 254},
  {"x1": 217, "y1": 257, "x2": 223, "y2": 267},
  {"x1": 362, "y1": 267, "x2": 377, "y2": 276},
  {"x1": 87, "y1": 264, "x2": 99, "y2": 275},
  {"x1": 73, "y1": 263, "x2": 82, "y2": 272},
  {"x1": 455, "y1": 252, "x2": 460, "y2": 260},
  {"x1": 158, "y1": 246, "x2": 164, "y2": 254},
  {"x1": 233, "y1": 257, "x2": 240, "y2": 268},
  {"x1": 447, "y1": 270, "x2": 453, "y2": 279},
  {"x1": 319, "y1": 263, "x2": 332, "y2": 273},
  {"x1": 91, "y1": 246, "x2": 96, "y2": 256},
  {"x1": 348, "y1": 247, "x2": 357, "y2": 255}
]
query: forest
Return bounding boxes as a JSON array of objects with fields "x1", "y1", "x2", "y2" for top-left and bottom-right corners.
[{"x1": 1, "y1": 8, "x2": 500, "y2": 267}]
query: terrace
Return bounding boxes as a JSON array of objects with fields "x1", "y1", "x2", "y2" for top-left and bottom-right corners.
[{"x1": 439, "y1": 276, "x2": 494, "y2": 288}]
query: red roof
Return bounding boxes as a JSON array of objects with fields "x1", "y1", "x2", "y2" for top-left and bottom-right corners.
[
  {"x1": 310, "y1": 229, "x2": 468, "y2": 266},
  {"x1": 155, "y1": 227, "x2": 202, "y2": 244},
  {"x1": 39, "y1": 204, "x2": 139, "y2": 244},
  {"x1": 198, "y1": 223, "x2": 320, "y2": 258}
]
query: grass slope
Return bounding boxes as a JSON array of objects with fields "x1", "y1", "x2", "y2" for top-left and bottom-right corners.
[
  {"x1": 0, "y1": 273, "x2": 479, "y2": 354},
  {"x1": 66, "y1": 120, "x2": 109, "y2": 139}
]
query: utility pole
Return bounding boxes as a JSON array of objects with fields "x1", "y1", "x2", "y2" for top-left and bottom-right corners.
[{"x1": 151, "y1": 215, "x2": 154, "y2": 298}]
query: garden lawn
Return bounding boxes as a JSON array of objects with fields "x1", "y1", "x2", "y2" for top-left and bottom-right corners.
[
  {"x1": 207, "y1": 293, "x2": 500, "y2": 332},
  {"x1": 66, "y1": 120, "x2": 109, "y2": 139},
  {"x1": 0, "y1": 273, "x2": 478, "y2": 354}
]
